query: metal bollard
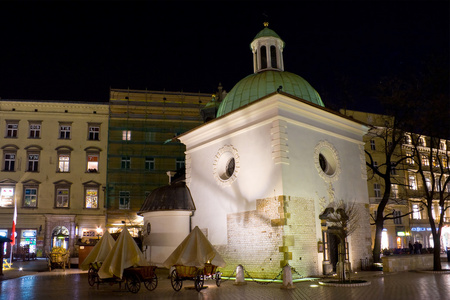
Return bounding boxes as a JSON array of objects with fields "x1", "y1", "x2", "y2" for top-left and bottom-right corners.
[
  {"x1": 281, "y1": 265, "x2": 295, "y2": 289},
  {"x1": 234, "y1": 264, "x2": 247, "y2": 285}
]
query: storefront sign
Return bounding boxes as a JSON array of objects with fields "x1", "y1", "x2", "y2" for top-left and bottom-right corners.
[{"x1": 411, "y1": 227, "x2": 431, "y2": 232}]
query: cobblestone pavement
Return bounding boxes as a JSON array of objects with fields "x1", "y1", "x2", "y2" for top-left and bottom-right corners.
[
  {"x1": 1, "y1": 268, "x2": 450, "y2": 300},
  {"x1": 1, "y1": 259, "x2": 450, "y2": 300}
]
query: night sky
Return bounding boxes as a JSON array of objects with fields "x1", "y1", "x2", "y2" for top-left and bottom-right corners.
[{"x1": 1, "y1": 2, "x2": 448, "y2": 113}]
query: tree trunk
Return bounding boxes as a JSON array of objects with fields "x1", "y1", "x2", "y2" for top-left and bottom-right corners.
[
  {"x1": 372, "y1": 217, "x2": 384, "y2": 263},
  {"x1": 433, "y1": 234, "x2": 442, "y2": 271}
]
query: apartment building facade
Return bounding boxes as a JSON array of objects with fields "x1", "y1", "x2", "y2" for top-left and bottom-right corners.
[
  {"x1": 0, "y1": 100, "x2": 108, "y2": 257},
  {"x1": 343, "y1": 110, "x2": 450, "y2": 252}
]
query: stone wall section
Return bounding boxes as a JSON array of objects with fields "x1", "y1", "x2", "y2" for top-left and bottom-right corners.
[{"x1": 348, "y1": 203, "x2": 373, "y2": 270}]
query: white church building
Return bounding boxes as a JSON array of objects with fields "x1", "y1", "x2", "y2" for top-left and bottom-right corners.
[{"x1": 141, "y1": 24, "x2": 372, "y2": 278}]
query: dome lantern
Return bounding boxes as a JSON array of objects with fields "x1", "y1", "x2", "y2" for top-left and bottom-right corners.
[{"x1": 250, "y1": 22, "x2": 285, "y2": 73}]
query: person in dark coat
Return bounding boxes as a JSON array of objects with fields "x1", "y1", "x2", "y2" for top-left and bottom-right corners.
[{"x1": 409, "y1": 241, "x2": 414, "y2": 254}]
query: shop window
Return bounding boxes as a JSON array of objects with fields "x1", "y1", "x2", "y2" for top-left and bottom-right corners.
[{"x1": 51, "y1": 226, "x2": 69, "y2": 250}]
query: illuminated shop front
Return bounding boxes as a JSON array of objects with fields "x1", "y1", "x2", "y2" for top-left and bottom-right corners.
[
  {"x1": 20, "y1": 230, "x2": 37, "y2": 254},
  {"x1": 0, "y1": 229, "x2": 8, "y2": 255},
  {"x1": 51, "y1": 226, "x2": 69, "y2": 250}
]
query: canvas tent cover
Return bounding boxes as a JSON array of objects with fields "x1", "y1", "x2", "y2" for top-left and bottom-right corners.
[
  {"x1": 163, "y1": 226, "x2": 226, "y2": 269},
  {"x1": 98, "y1": 229, "x2": 149, "y2": 279},
  {"x1": 79, "y1": 231, "x2": 116, "y2": 271}
]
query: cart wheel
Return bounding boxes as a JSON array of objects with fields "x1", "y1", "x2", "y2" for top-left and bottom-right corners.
[
  {"x1": 170, "y1": 269, "x2": 182, "y2": 292},
  {"x1": 144, "y1": 274, "x2": 158, "y2": 291},
  {"x1": 125, "y1": 272, "x2": 141, "y2": 293},
  {"x1": 215, "y1": 273, "x2": 221, "y2": 287},
  {"x1": 88, "y1": 267, "x2": 98, "y2": 287},
  {"x1": 194, "y1": 274, "x2": 204, "y2": 292}
]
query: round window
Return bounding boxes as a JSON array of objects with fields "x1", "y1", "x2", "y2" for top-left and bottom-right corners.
[
  {"x1": 214, "y1": 145, "x2": 240, "y2": 186},
  {"x1": 314, "y1": 141, "x2": 340, "y2": 181}
]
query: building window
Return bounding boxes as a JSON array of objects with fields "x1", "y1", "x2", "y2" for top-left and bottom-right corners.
[
  {"x1": 55, "y1": 187, "x2": 70, "y2": 208},
  {"x1": 176, "y1": 159, "x2": 185, "y2": 170},
  {"x1": 390, "y1": 162, "x2": 397, "y2": 175},
  {"x1": 59, "y1": 123, "x2": 71, "y2": 139},
  {"x1": 23, "y1": 187, "x2": 38, "y2": 208},
  {"x1": 391, "y1": 184, "x2": 399, "y2": 198},
  {"x1": 260, "y1": 45, "x2": 267, "y2": 69},
  {"x1": 145, "y1": 157, "x2": 155, "y2": 170},
  {"x1": 145, "y1": 132, "x2": 155, "y2": 142},
  {"x1": 440, "y1": 141, "x2": 447, "y2": 151},
  {"x1": 422, "y1": 155, "x2": 429, "y2": 166},
  {"x1": 270, "y1": 45, "x2": 277, "y2": 68},
  {"x1": 58, "y1": 154, "x2": 70, "y2": 172},
  {"x1": 412, "y1": 204, "x2": 421, "y2": 219},
  {"x1": 419, "y1": 137, "x2": 426, "y2": 147},
  {"x1": 27, "y1": 153, "x2": 39, "y2": 172},
  {"x1": 404, "y1": 134, "x2": 412, "y2": 144},
  {"x1": 0, "y1": 186, "x2": 15, "y2": 207},
  {"x1": 370, "y1": 140, "x2": 376, "y2": 150},
  {"x1": 425, "y1": 177, "x2": 432, "y2": 191},
  {"x1": 409, "y1": 175, "x2": 417, "y2": 190},
  {"x1": 393, "y1": 210, "x2": 402, "y2": 224},
  {"x1": 122, "y1": 130, "x2": 131, "y2": 141},
  {"x1": 374, "y1": 183, "x2": 381, "y2": 198},
  {"x1": 84, "y1": 187, "x2": 98, "y2": 208},
  {"x1": 121, "y1": 156, "x2": 131, "y2": 169},
  {"x1": 442, "y1": 157, "x2": 448, "y2": 168},
  {"x1": 28, "y1": 122, "x2": 41, "y2": 138},
  {"x1": 87, "y1": 153, "x2": 99, "y2": 172},
  {"x1": 5, "y1": 121, "x2": 18, "y2": 138},
  {"x1": 3, "y1": 152, "x2": 16, "y2": 171},
  {"x1": 88, "y1": 124, "x2": 100, "y2": 140},
  {"x1": 119, "y1": 191, "x2": 130, "y2": 209},
  {"x1": 406, "y1": 152, "x2": 414, "y2": 165}
]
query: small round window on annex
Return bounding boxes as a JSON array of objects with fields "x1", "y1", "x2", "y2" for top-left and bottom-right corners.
[{"x1": 214, "y1": 145, "x2": 240, "y2": 186}]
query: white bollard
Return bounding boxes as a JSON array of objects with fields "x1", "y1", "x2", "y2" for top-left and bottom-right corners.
[
  {"x1": 234, "y1": 265, "x2": 247, "y2": 285},
  {"x1": 281, "y1": 265, "x2": 295, "y2": 289}
]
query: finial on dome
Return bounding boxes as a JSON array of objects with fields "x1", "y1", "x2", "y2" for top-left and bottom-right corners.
[{"x1": 263, "y1": 22, "x2": 269, "y2": 27}]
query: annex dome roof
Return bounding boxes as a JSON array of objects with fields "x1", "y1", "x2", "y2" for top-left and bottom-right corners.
[
  {"x1": 138, "y1": 181, "x2": 195, "y2": 213},
  {"x1": 217, "y1": 70, "x2": 324, "y2": 117}
]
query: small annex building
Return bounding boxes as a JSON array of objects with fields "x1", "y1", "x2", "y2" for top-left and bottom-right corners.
[{"x1": 176, "y1": 24, "x2": 372, "y2": 278}]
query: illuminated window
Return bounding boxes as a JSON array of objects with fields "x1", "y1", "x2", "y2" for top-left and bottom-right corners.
[
  {"x1": 374, "y1": 183, "x2": 381, "y2": 198},
  {"x1": 88, "y1": 124, "x2": 100, "y2": 140},
  {"x1": 84, "y1": 185, "x2": 99, "y2": 209},
  {"x1": 119, "y1": 191, "x2": 130, "y2": 209},
  {"x1": 5, "y1": 121, "x2": 18, "y2": 138},
  {"x1": 419, "y1": 137, "x2": 426, "y2": 147},
  {"x1": 406, "y1": 152, "x2": 414, "y2": 165},
  {"x1": 422, "y1": 155, "x2": 429, "y2": 166},
  {"x1": 0, "y1": 187, "x2": 15, "y2": 207},
  {"x1": 59, "y1": 123, "x2": 71, "y2": 139},
  {"x1": 425, "y1": 177, "x2": 432, "y2": 191},
  {"x1": 54, "y1": 181, "x2": 71, "y2": 208},
  {"x1": 122, "y1": 130, "x2": 131, "y2": 141},
  {"x1": 145, "y1": 157, "x2": 155, "y2": 170},
  {"x1": 121, "y1": 156, "x2": 131, "y2": 169},
  {"x1": 28, "y1": 122, "x2": 41, "y2": 138},
  {"x1": 412, "y1": 204, "x2": 421, "y2": 219},
  {"x1": 23, "y1": 187, "x2": 38, "y2": 208},
  {"x1": 370, "y1": 140, "x2": 376, "y2": 150},
  {"x1": 87, "y1": 153, "x2": 99, "y2": 172},
  {"x1": 391, "y1": 184, "x2": 398, "y2": 198},
  {"x1": 58, "y1": 154, "x2": 70, "y2": 172},
  {"x1": 381, "y1": 229, "x2": 389, "y2": 250},
  {"x1": 440, "y1": 141, "x2": 447, "y2": 151},
  {"x1": 409, "y1": 175, "x2": 417, "y2": 190}
]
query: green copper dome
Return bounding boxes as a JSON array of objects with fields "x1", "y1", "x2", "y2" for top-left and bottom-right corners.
[
  {"x1": 217, "y1": 70, "x2": 324, "y2": 117},
  {"x1": 251, "y1": 27, "x2": 285, "y2": 48}
]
